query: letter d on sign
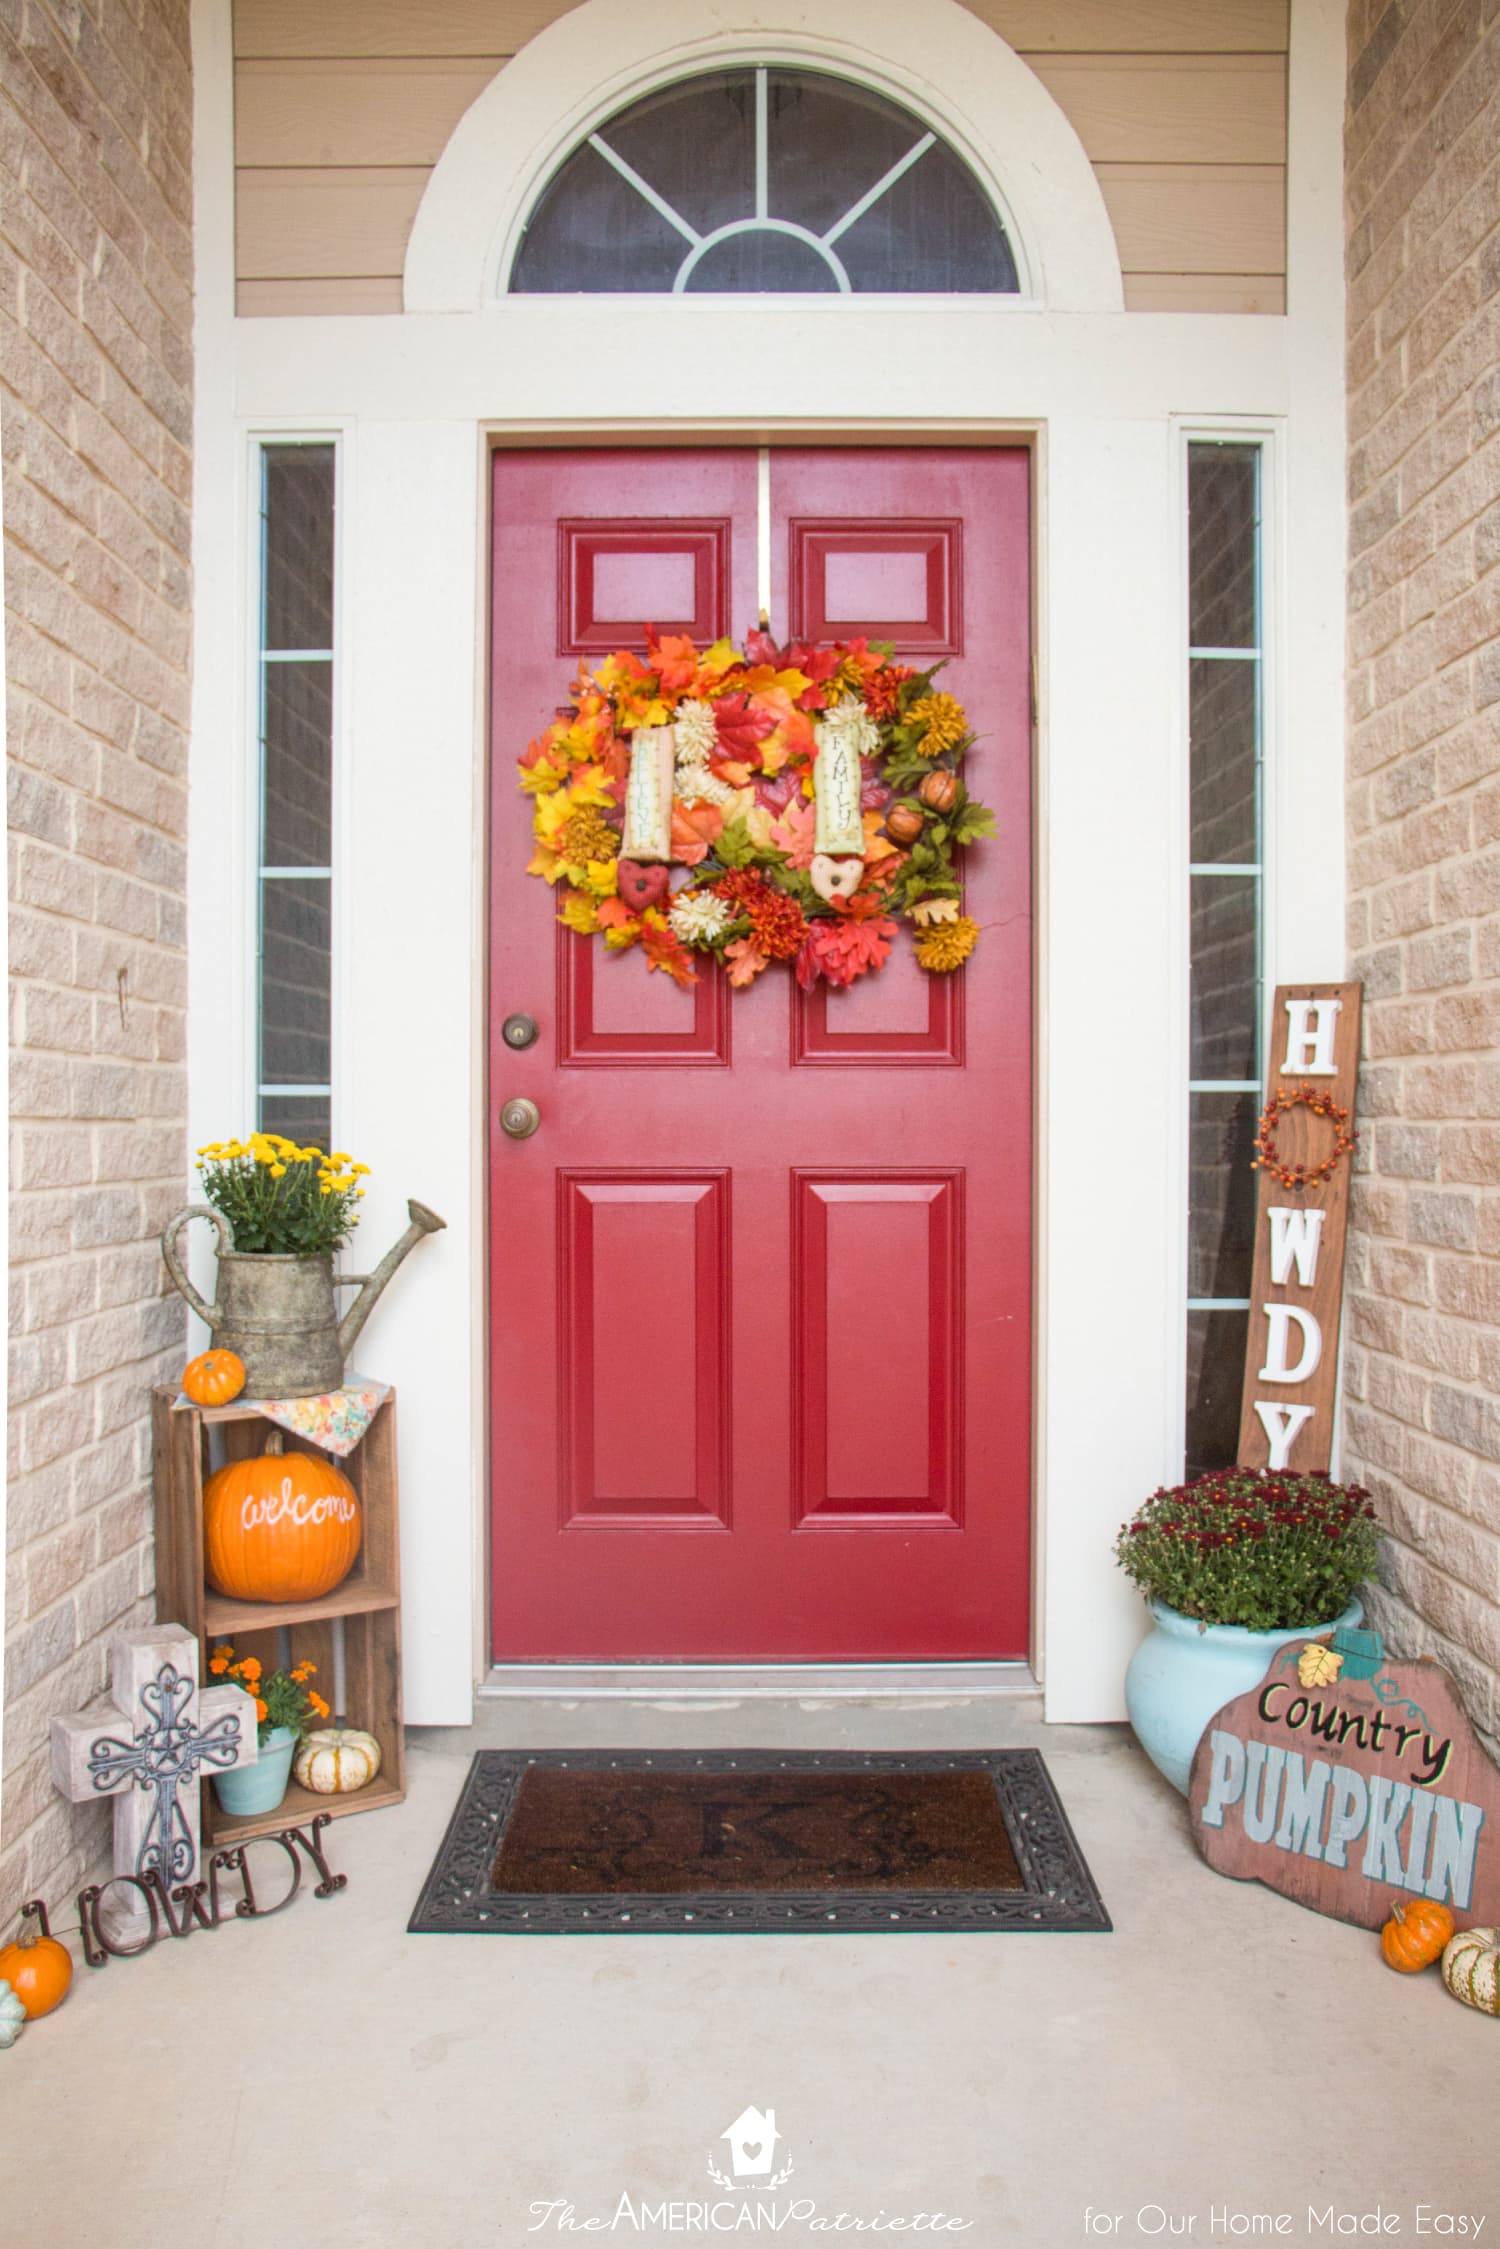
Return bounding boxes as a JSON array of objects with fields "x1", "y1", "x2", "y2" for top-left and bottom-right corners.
[{"x1": 1259, "y1": 1305, "x2": 1322, "y2": 1385}]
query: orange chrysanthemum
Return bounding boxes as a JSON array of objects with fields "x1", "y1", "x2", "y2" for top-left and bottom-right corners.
[
  {"x1": 914, "y1": 914, "x2": 980, "y2": 972},
  {"x1": 713, "y1": 869, "x2": 807, "y2": 960},
  {"x1": 906, "y1": 693, "x2": 970, "y2": 758}
]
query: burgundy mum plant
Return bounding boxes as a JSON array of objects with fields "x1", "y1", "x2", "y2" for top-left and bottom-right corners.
[{"x1": 1114, "y1": 1469, "x2": 1380, "y2": 1632}]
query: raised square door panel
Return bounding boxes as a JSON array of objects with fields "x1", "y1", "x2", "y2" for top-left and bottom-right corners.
[
  {"x1": 560, "y1": 520, "x2": 730, "y2": 655},
  {"x1": 793, "y1": 1174, "x2": 963, "y2": 1527},
  {"x1": 558, "y1": 1173, "x2": 730, "y2": 1528},
  {"x1": 791, "y1": 520, "x2": 961, "y2": 654}
]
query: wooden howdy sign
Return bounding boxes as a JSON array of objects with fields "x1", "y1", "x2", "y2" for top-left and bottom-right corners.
[
  {"x1": 1189, "y1": 1627, "x2": 1500, "y2": 1930},
  {"x1": 1237, "y1": 981, "x2": 1362, "y2": 1474}
]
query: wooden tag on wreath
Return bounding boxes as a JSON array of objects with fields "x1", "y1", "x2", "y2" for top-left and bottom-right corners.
[
  {"x1": 1236, "y1": 981, "x2": 1362, "y2": 1475},
  {"x1": 1188, "y1": 1628, "x2": 1500, "y2": 1930}
]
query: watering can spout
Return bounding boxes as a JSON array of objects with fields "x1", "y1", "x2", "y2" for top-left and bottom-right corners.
[{"x1": 337, "y1": 1198, "x2": 447, "y2": 1362}]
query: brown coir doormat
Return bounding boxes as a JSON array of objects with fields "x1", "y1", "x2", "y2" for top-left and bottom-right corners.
[{"x1": 407, "y1": 1750, "x2": 1110, "y2": 1934}]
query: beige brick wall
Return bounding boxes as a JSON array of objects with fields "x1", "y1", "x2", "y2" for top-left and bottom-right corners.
[
  {"x1": 2, "y1": 0, "x2": 192, "y2": 1922},
  {"x1": 1344, "y1": 0, "x2": 1500, "y2": 1746}
]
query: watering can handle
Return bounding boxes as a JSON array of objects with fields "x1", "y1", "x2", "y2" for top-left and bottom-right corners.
[{"x1": 161, "y1": 1205, "x2": 231, "y2": 1328}]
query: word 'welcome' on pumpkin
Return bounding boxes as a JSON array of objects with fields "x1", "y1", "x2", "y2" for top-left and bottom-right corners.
[{"x1": 203, "y1": 1453, "x2": 362, "y2": 1603}]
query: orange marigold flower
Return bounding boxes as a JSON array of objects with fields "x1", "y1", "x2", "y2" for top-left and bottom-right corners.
[
  {"x1": 239, "y1": 1656, "x2": 262, "y2": 1681},
  {"x1": 309, "y1": 1692, "x2": 330, "y2": 1717},
  {"x1": 212, "y1": 1642, "x2": 234, "y2": 1661},
  {"x1": 208, "y1": 1656, "x2": 228, "y2": 1674},
  {"x1": 254, "y1": 1697, "x2": 269, "y2": 1722}
]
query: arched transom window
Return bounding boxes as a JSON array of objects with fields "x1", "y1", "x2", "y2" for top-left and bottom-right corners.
[{"x1": 509, "y1": 66, "x2": 1019, "y2": 295}]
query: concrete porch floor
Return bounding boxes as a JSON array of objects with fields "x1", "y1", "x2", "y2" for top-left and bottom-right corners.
[{"x1": 5, "y1": 1700, "x2": 1495, "y2": 2249}]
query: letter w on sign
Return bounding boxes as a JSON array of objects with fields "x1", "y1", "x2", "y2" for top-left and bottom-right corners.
[{"x1": 1237, "y1": 982, "x2": 1362, "y2": 1475}]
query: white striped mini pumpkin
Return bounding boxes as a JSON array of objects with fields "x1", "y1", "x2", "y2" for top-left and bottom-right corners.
[
  {"x1": 1440, "y1": 1927, "x2": 1500, "y2": 2015},
  {"x1": 293, "y1": 1727, "x2": 381, "y2": 1795}
]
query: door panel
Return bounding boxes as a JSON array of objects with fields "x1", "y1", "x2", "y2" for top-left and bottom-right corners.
[{"x1": 489, "y1": 446, "x2": 1031, "y2": 1660}]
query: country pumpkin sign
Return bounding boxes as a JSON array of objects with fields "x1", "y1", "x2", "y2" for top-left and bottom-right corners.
[{"x1": 1188, "y1": 1628, "x2": 1500, "y2": 1931}]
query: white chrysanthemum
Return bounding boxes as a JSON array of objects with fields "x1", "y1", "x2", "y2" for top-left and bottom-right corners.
[
  {"x1": 676, "y1": 759, "x2": 736, "y2": 808},
  {"x1": 673, "y1": 701, "x2": 719, "y2": 761},
  {"x1": 818, "y1": 700, "x2": 880, "y2": 763},
  {"x1": 668, "y1": 891, "x2": 736, "y2": 948}
]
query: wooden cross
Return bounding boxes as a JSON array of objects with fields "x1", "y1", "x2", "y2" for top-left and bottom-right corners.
[{"x1": 51, "y1": 1624, "x2": 257, "y2": 1936}]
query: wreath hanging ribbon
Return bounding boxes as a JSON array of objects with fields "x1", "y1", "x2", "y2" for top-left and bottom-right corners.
[{"x1": 518, "y1": 627, "x2": 997, "y2": 990}]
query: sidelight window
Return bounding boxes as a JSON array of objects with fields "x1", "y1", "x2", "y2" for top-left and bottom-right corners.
[
  {"x1": 509, "y1": 66, "x2": 1018, "y2": 295},
  {"x1": 255, "y1": 441, "x2": 336, "y2": 1155},
  {"x1": 1185, "y1": 441, "x2": 1265, "y2": 1475}
]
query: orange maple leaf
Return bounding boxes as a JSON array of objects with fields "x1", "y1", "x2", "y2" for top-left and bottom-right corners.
[
  {"x1": 640, "y1": 913, "x2": 699, "y2": 987},
  {"x1": 670, "y1": 799, "x2": 724, "y2": 867}
]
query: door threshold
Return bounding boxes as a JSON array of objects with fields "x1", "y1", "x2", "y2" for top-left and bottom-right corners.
[{"x1": 479, "y1": 1661, "x2": 1039, "y2": 1703}]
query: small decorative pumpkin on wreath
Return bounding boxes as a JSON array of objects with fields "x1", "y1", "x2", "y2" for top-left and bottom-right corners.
[{"x1": 293, "y1": 1727, "x2": 382, "y2": 1795}]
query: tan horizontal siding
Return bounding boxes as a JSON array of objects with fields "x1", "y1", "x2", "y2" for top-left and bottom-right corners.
[
  {"x1": 235, "y1": 0, "x2": 1290, "y2": 59},
  {"x1": 236, "y1": 168, "x2": 427, "y2": 280},
  {"x1": 1096, "y1": 163, "x2": 1286, "y2": 275},
  {"x1": 1027, "y1": 54, "x2": 1285, "y2": 165},
  {"x1": 232, "y1": 0, "x2": 1289, "y2": 314},
  {"x1": 1122, "y1": 272, "x2": 1285, "y2": 314},
  {"x1": 235, "y1": 58, "x2": 502, "y2": 167},
  {"x1": 236, "y1": 276, "x2": 407, "y2": 314}
]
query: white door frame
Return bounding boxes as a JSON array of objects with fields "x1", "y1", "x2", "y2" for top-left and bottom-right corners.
[{"x1": 189, "y1": 0, "x2": 1349, "y2": 1726}]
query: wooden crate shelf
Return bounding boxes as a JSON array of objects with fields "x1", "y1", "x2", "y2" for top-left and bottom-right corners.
[{"x1": 151, "y1": 1385, "x2": 406, "y2": 1847}]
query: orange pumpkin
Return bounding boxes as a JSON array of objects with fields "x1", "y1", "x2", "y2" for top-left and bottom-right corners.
[
  {"x1": 0, "y1": 1932, "x2": 73, "y2": 2018},
  {"x1": 203, "y1": 1451, "x2": 362, "y2": 1602},
  {"x1": 182, "y1": 1349, "x2": 247, "y2": 1407},
  {"x1": 1380, "y1": 1897, "x2": 1455, "y2": 1973}
]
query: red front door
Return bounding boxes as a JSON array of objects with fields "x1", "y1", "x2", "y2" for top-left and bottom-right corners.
[{"x1": 489, "y1": 447, "x2": 1031, "y2": 1660}]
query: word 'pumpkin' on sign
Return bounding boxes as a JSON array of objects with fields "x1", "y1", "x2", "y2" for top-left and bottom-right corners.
[
  {"x1": 1190, "y1": 1630, "x2": 1500, "y2": 1933},
  {"x1": 203, "y1": 1452, "x2": 362, "y2": 1603}
]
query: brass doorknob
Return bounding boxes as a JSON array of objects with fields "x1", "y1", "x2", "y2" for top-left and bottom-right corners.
[{"x1": 499, "y1": 1097, "x2": 541, "y2": 1140}]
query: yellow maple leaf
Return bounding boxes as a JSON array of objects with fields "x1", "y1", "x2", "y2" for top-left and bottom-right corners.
[
  {"x1": 1297, "y1": 1644, "x2": 1344, "y2": 1689},
  {"x1": 556, "y1": 890, "x2": 600, "y2": 935}
]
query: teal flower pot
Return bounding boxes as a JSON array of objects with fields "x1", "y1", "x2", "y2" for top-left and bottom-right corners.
[
  {"x1": 1125, "y1": 1597, "x2": 1364, "y2": 1797},
  {"x1": 213, "y1": 1725, "x2": 297, "y2": 1817}
]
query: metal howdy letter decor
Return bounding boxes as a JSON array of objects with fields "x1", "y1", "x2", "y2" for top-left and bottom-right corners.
[
  {"x1": 812, "y1": 703, "x2": 875, "y2": 859},
  {"x1": 51, "y1": 1624, "x2": 256, "y2": 1936},
  {"x1": 621, "y1": 724, "x2": 676, "y2": 862}
]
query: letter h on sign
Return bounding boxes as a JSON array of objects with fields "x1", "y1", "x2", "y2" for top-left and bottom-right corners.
[{"x1": 1237, "y1": 983, "x2": 1361, "y2": 1475}]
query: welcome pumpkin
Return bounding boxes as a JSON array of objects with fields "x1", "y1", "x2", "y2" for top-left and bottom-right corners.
[{"x1": 204, "y1": 1452, "x2": 362, "y2": 1603}]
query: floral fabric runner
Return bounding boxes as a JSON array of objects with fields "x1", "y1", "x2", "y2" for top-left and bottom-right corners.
[{"x1": 173, "y1": 1374, "x2": 390, "y2": 1458}]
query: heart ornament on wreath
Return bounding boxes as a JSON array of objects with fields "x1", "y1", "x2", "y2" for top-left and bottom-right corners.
[{"x1": 518, "y1": 627, "x2": 998, "y2": 990}]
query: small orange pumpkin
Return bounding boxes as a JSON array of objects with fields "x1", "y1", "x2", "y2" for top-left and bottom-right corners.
[
  {"x1": 918, "y1": 770, "x2": 960, "y2": 814},
  {"x1": 203, "y1": 1451, "x2": 362, "y2": 1602},
  {"x1": 1380, "y1": 1897, "x2": 1455, "y2": 1973},
  {"x1": 0, "y1": 1931, "x2": 73, "y2": 2018},
  {"x1": 182, "y1": 1349, "x2": 247, "y2": 1407},
  {"x1": 885, "y1": 803, "x2": 926, "y2": 846}
]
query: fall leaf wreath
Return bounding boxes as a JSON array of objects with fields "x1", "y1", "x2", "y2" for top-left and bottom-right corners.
[{"x1": 518, "y1": 627, "x2": 996, "y2": 990}]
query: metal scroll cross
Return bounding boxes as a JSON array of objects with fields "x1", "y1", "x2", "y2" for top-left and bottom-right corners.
[{"x1": 52, "y1": 1624, "x2": 258, "y2": 1934}]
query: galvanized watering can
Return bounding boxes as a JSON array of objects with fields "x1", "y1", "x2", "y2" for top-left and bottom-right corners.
[{"x1": 161, "y1": 1199, "x2": 446, "y2": 1398}]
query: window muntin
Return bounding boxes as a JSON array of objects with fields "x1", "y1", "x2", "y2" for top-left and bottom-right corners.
[
  {"x1": 1185, "y1": 441, "x2": 1264, "y2": 1478},
  {"x1": 256, "y1": 442, "x2": 335, "y2": 1156},
  {"x1": 509, "y1": 66, "x2": 1017, "y2": 296}
]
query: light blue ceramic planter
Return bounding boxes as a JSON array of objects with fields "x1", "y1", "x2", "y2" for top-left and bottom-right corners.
[
  {"x1": 1125, "y1": 1596, "x2": 1364, "y2": 1797},
  {"x1": 213, "y1": 1725, "x2": 296, "y2": 1818}
]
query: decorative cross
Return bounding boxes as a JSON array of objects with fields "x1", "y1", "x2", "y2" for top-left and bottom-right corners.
[{"x1": 51, "y1": 1625, "x2": 257, "y2": 1938}]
